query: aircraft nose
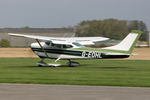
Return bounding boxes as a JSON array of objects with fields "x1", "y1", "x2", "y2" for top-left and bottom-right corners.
[{"x1": 30, "y1": 43, "x2": 39, "y2": 48}]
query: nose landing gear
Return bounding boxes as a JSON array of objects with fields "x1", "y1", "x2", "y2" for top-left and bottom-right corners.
[{"x1": 37, "y1": 59, "x2": 47, "y2": 67}]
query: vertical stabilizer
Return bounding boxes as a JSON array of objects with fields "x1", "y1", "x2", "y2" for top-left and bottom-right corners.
[{"x1": 102, "y1": 30, "x2": 142, "y2": 54}]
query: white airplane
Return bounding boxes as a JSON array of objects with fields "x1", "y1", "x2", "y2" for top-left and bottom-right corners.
[{"x1": 8, "y1": 30, "x2": 142, "y2": 67}]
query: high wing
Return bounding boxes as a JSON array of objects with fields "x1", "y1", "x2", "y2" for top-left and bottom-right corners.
[{"x1": 8, "y1": 33, "x2": 109, "y2": 45}]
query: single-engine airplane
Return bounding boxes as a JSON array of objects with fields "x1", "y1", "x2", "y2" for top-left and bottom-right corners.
[{"x1": 8, "y1": 30, "x2": 142, "y2": 67}]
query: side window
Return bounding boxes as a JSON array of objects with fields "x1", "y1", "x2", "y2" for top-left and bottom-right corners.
[
  {"x1": 63, "y1": 44, "x2": 73, "y2": 48},
  {"x1": 54, "y1": 44, "x2": 62, "y2": 48},
  {"x1": 51, "y1": 43, "x2": 62, "y2": 48},
  {"x1": 46, "y1": 42, "x2": 73, "y2": 49}
]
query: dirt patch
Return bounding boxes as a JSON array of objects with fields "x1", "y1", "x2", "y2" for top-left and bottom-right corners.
[
  {"x1": 0, "y1": 48, "x2": 38, "y2": 58},
  {"x1": 0, "y1": 48, "x2": 150, "y2": 60},
  {"x1": 126, "y1": 48, "x2": 150, "y2": 60}
]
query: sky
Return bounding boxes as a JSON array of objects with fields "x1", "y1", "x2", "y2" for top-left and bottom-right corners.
[{"x1": 0, "y1": 0, "x2": 150, "y2": 29}]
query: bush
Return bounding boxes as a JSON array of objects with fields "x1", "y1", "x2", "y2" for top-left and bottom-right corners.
[{"x1": 0, "y1": 39, "x2": 10, "y2": 47}]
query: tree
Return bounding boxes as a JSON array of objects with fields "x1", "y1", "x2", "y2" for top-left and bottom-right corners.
[
  {"x1": 76, "y1": 19, "x2": 128, "y2": 40},
  {"x1": 127, "y1": 20, "x2": 148, "y2": 41},
  {"x1": 0, "y1": 39, "x2": 10, "y2": 47},
  {"x1": 76, "y1": 19, "x2": 148, "y2": 41}
]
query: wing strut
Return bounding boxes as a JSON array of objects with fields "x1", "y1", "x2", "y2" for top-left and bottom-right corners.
[
  {"x1": 36, "y1": 39, "x2": 49, "y2": 58},
  {"x1": 55, "y1": 56, "x2": 61, "y2": 62}
]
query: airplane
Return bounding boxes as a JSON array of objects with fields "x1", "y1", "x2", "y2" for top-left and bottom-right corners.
[{"x1": 8, "y1": 30, "x2": 142, "y2": 67}]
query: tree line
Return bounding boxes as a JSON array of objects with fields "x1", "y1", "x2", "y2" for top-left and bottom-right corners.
[{"x1": 75, "y1": 19, "x2": 148, "y2": 41}]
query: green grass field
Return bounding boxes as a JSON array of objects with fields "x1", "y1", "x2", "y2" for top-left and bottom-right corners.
[{"x1": 0, "y1": 58, "x2": 150, "y2": 87}]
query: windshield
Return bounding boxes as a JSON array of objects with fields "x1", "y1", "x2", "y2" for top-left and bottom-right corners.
[{"x1": 45, "y1": 41, "x2": 51, "y2": 45}]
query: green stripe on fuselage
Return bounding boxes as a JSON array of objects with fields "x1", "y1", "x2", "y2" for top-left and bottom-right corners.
[
  {"x1": 31, "y1": 48, "x2": 129, "y2": 59},
  {"x1": 71, "y1": 47, "x2": 130, "y2": 54}
]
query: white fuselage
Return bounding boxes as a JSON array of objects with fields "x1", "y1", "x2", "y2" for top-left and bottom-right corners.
[
  {"x1": 30, "y1": 42, "x2": 85, "y2": 59},
  {"x1": 30, "y1": 42, "x2": 130, "y2": 60}
]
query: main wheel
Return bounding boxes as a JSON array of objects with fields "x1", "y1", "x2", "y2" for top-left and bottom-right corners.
[
  {"x1": 37, "y1": 61, "x2": 47, "y2": 67},
  {"x1": 67, "y1": 61, "x2": 80, "y2": 67}
]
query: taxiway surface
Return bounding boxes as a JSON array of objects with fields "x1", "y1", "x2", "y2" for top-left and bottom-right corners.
[{"x1": 0, "y1": 84, "x2": 150, "y2": 100}]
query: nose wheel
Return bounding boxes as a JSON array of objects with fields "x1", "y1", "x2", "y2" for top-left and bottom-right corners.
[
  {"x1": 37, "y1": 59, "x2": 61, "y2": 67},
  {"x1": 37, "y1": 59, "x2": 47, "y2": 67},
  {"x1": 67, "y1": 59, "x2": 80, "y2": 67}
]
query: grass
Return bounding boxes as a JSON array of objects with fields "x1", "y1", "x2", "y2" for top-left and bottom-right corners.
[{"x1": 0, "y1": 58, "x2": 150, "y2": 87}]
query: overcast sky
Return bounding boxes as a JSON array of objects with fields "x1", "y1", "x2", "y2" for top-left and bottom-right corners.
[{"x1": 0, "y1": 0, "x2": 149, "y2": 29}]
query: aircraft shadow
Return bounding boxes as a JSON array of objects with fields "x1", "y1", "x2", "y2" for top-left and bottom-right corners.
[
  {"x1": 22, "y1": 65, "x2": 128, "y2": 69},
  {"x1": 86, "y1": 66, "x2": 128, "y2": 69}
]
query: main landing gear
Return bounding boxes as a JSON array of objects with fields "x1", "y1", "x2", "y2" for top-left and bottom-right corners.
[
  {"x1": 36, "y1": 59, "x2": 80, "y2": 67},
  {"x1": 67, "y1": 59, "x2": 80, "y2": 67}
]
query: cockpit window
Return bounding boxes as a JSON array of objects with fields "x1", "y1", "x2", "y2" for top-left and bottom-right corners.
[
  {"x1": 72, "y1": 42, "x2": 83, "y2": 46},
  {"x1": 45, "y1": 41, "x2": 73, "y2": 48},
  {"x1": 45, "y1": 41, "x2": 51, "y2": 45}
]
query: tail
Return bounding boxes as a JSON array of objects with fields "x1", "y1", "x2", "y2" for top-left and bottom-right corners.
[{"x1": 102, "y1": 30, "x2": 142, "y2": 54}]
